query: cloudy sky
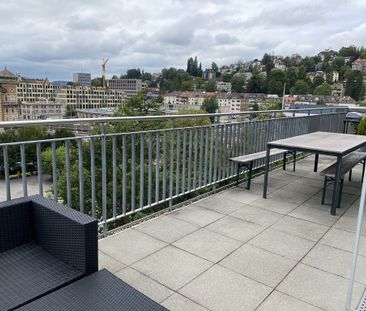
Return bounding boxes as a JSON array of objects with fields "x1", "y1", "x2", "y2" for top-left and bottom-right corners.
[{"x1": 1, "y1": 0, "x2": 365, "y2": 80}]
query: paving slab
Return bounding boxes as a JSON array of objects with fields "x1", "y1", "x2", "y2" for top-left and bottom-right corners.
[
  {"x1": 135, "y1": 215, "x2": 198, "y2": 243},
  {"x1": 278, "y1": 263, "x2": 365, "y2": 311},
  {"x1": 206, "y1": 215, "x2": 265, "y2": 242},
  {"x1": 195, "y1": 195, "x2": 246, "y2": 214},
  {"x1": 170, "y1": 205, "x2": 224, "y2": 227},
  {"x1": 334, "y1": 215, "x2": 366, "y2": 236},
  {"x1": 302, "y1": 243, "x2": 366, "y2": 285},
  {"x1": 162, "y1": 294, "x2": 209, "y2": 311},
  {"x1": 268, "y1": 188, "x2": 311, "y2": 205},
  {"x1": 132, "y1": 245, "x2": 212, "y2": 291},
  {"x1": 249, "y1": 228, "x2": 315, "y2": 261},
  {"x1": 173, "y1": 228, "x2": 242, "y2": 262},
  {"x1": 257, "y1": 291, "x2": 323, "y2": 311},
  {"x1": 115, "y1": 267, "x2": 173, "y2": 303},
  {"x1": 289, "y1": 205, "x2": 339, "y2": 226},
  {"x1": 230, "y1": 205, "x2": 283, "y2": 227},
  {"x1": 320, "y1": 227, "x2": 366, "y2": 256},
  {"x1": 218, "y1": 188, "x2": 261, "y2": 205},
  {"x1": 98, "y1": 250, "x2": 126, "y2": 273},
  {"x1": 249, "y1": 197, "x2": 299, "y2": 215},
  {"x1": 179, "y1": 265, "x2": 271, "y2": 311},
  {"x1": 220, "y1": 244, "x2": 296, "y2": 287},
  {"x1": 98, "y1": 229, "x2": 167, "y2": 265},
  {"x1": 271, "y1": 215, "x2": 329, "y2": 242}
]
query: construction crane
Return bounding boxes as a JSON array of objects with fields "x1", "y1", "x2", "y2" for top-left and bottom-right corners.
[{"x1": 102, "y1": 58, "x2": 109, "y2": 88}]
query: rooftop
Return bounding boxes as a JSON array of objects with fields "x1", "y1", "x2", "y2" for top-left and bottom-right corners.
[{"x1": 98, "y1": 155, "x2": 366, "y2": 311}]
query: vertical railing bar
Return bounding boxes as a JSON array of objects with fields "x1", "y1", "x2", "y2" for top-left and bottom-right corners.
[
  {"x1": 65, "y1": 140, "x2": 71, "y2": 207},
  {"x1": 213, "y1": 122, "x2": 219, "y2": 187},
  {"x1": 162, "y1": 131, "x2": 167, "y2": 200},
  {"x1": 51, "y1": 141, "x2": 58, "y2": 201},
  {"x1": 3, "y1": 146, "x2": 11, "y2": 200},
  {"x1": 112, "y1": 136, "x2": 117, "y2": 218},
  {"x1": 140, "y1": 133, "x2": 144, "y2": 209},
  {"x1": 131, "y1": 134, "x2": 136, "y2": 213},
  {"x1": 148, "y1": 133, "x2": 152, "y2": 207},
  {"x1": 209, "y1": 125, "x2": 214, "y2": 184},
  {"x1": 36, "y1": 142, "x2": 43, "y2": 196},
  {"x1": 20, "y1": 144, "x2": 27, "y2": 197},
  {"x1": 199, "y1": 127, "x2": 204, "y2": 188},
  {"x1": 193, "y1": 127, "x2": 198, "y2": 190},
  {"x1": 122, "y1": 135, "x2": 127, "y2": 215},
  {"x1": 169, "y1": 128, "x2": 174, "y2": 208},
  {"x1": 187, "y1": 129, "x2": 193, "y2": 192},
  {"x1": 175, "y1": 129, "x2": 181, "y2": 196},
  {"x1": 182, "y1": 129, "x2": 187, "y2": 193},
  {"x1": 155, "y1": 132, "x2": 160, "y2": 204},
  {"x1": 203, "y1": 127, "x2": 209, "y2": 186},
  {"x1": 101, "y1": 129, "x2": 107, "y2": 236},
  {"x1": 78, "y1": 139, "x2": 84, "y2": 213},
  {"x1": 90, "y1": 138, "x2": 96, "y2": 218}
]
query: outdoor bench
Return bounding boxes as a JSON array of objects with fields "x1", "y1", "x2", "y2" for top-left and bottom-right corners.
[
  {"x1": 320, "y1": 151, "x2": 366, "y2": 208},
  {"x1": 230, "y1": 148, "x2": 296, "y2": 190}
]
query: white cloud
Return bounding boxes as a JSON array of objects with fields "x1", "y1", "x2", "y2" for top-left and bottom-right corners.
[{"x1": 0, "y1": 0, "x2": 365, "y2": 80}]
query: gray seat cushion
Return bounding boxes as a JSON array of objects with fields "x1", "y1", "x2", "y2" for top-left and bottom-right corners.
[{"x1": 0, "y1": 242, "x2": 82, "y2": 311}]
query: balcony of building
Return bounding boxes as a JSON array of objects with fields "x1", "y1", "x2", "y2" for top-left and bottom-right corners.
[{"x1": 1, "y1": 107, "x2": 366, "y2": 310}]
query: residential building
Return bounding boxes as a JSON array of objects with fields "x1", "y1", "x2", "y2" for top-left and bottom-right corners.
[
  {"x1": 331, "y1": 83, "x2": 344, "y2": 97},
  {"x1": 20, "y1": 100, "x2": 65, "y2": 120},
  {"x1": 0, "y1": 68, "x2": 19, "y2": 121},
  {"x1": 73, "y1": 73, "x2": 91, "y2": 87},
  {"x1": 216, "y1": 81, "x2": 231, "y2": 93},
  {"x1": 56, "y1": 86, "x2": 126, "y2": 110},
  {"x1": 220, "y1": 65, "x2": 230, "y2": 75},
  {"x1": 106, "y1": 79, "x2": 143, "y2": 98},
  {"x1": 273, "y1": 58, "x2": 286, "y2": 71},
  {"x1": 75, "y1": 107, "x2": 117, "y2": 118},
  {"x1": 284, "y1": 94, "x2": 356, "y2": 107},
  {"x1": 352, "y1": 58, "x2": 366, "y2": 72},
  {"x1": 202, "y1": 69, "x2": 216, "y2": 80},
  {"x1": 17, "y1": 79, "x2": 61, "y2": 102}
]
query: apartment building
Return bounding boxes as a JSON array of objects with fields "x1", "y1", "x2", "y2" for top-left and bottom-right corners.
[
  {"x1": 56, "y1": 86, "x2": 126, "y2": 110},
  {"x1": 216, "y1": 81, "x2": 232, "y2": 93},
  {"x1": 17, "y1": 79, "x2": 61, "y2": 102},
  {"x1": 20, "y1": 100, "x2": 65, "y2": 120},
  {"x1": 73, "y1": 73, "x2": 91, "y2": 87},
  {"x1": 106, "y1": 79, "x2": 143, "y2": 98},
  {"x1": 0, "y1": 68, "x2": 19, "y2": 121}
]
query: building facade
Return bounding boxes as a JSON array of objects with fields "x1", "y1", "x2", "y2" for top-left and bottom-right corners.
[
  {"x1": 73, "y1": 73, "x2": 91, "y2": 87},
  {"x1": 0, "y1": 68, "x2": 19, "y2": 121},
  {"x1": 106, "y1": 79, "x2": 143, "y2": 98},
  {"x1": 20, "y1": 100, "x2": 65, "y2": 120}
]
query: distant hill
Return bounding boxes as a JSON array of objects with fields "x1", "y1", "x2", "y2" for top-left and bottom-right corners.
[{"x1": 52, "y1": 80, "x2": 70, "y2": 86}]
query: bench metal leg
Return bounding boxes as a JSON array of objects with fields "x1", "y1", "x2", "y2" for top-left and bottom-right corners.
[
  {"x1": 337, "y1": 178, "x2": 344, "y2": 209},
  {"x1": 314, "y1": 154, "x2": 319, "y2": 172},
  {"x1": 236, "y1": 163, "x2": 241, "y2": 187},
  {"x1": 263, "y1": 147, "x2": 271, "y2": 199},
  {"x1": 283, "y1": 153, "x2": 287, "y2": 170},
  {"x1": 293, "y1": 151, "x2": 297, "y2": 172},
  {"x1": 247, "y1": 161, "x2": 253, "y2": 190},
  {"x1": 331, "y1": 155, "x2": 342, "y2": 216},
  {"x1": 349, "y1": 169, "x2": 352, "y2": 182},
  {"x1": 362, "y1": 160, "x2": 366, "y2": 181},
  {"x1": 321, "y1": 177, "x2": 328, "y2": 205}
]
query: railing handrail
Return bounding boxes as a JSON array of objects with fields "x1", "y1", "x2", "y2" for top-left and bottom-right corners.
[{"x1": 0, "y1": 107, "x2": 347, "y2": 128}]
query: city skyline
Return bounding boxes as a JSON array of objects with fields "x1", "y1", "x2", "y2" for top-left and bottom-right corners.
[{"x1": 1, "y1": 0, "x2": 366, "y2": 80}]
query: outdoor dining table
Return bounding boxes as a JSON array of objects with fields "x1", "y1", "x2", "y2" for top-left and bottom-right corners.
[{"x1": 262, "y1": 131, "x2": 366, "y2": 215}]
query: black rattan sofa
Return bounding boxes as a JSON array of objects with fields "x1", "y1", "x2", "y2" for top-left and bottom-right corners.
[
  {"x1": 0, "y1": 195, "x2": 98, "y2": 310},
  {"x1": 0, "y1": 195, "x2": 168, "y2": 311}
]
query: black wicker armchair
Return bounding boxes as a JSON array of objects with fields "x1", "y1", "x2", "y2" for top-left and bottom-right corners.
[{"x1": 0, "y1": 195, "x2": 98, "y2": 311}]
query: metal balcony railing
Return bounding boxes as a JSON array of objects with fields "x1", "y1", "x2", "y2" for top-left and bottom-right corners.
[{"x1": 0, "y1": 108, "x2": 348, "y2": 235}]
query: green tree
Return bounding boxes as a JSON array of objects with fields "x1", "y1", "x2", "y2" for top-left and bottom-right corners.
[
  {"x1": 291, "y1": 80, "x2": 310, "y2": 95},
  {"x1": 222, "y1": 73, "x2": 233, "y2": 83},
  {"x1": 91, "y1": 78, "x2": 102, "y2": 87},
  {"x1": 201, "y1": 96, "x2": 219, "y2": 114},
  {"x1": 314, "y1": 83, "x2": 332, "y2": 95},
  {"x1": 211, "y1": 62, "x2": 220, "y2": 78},
  {"x1": 312, "y1": 75, "x2": 325, "y2": 89},
  {"x1": 194, "y1": 77, "x2": 205, "y2": 89},
  {"x1": 345, "y1": 70, "x2": 365, "y2": 101},
  {"x1": 266, "y1": 69, "x2": 286, "y2": 96},
  {"x1": 117, "y1": 91, "x2": 163, "y2": 116},
  {"x1": 126, "y1": 69, "x2": 142, "y2": 79},
  {"x1": 181, "y1": 80, "x2": 194, "y2": 91},
  {"x1": 247, "y1": 73, "x2": 265, "y2": 93},
  {"x1": 230, "y1": 75, "x2": 245, "y2": 93},
  {"x1": 204, "y1": 80, "x2": 216, "y2": 92}
]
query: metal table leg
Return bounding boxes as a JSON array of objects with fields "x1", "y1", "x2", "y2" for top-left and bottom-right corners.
[
  {"x1": 263, "y1": 146, "x2": 271, "y2": 199},
  {"x1": 331, "y1": 155, "x2": 342, "y2": 215},
  {"x1": 314, "y1": 153, "x2": 319, "y2": 172}
]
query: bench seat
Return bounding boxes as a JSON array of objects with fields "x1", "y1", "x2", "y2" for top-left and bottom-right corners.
[
  {"x1": 230, "y1": 148, "x2": 295, "y2": 190},
  {"x1": 320, "y1": 151, "x2": 366, "y2": 208}
]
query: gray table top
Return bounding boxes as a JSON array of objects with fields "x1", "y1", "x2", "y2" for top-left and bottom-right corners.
[{"x1": 268, "y1": 132, "x2": 366, "y2": 155}]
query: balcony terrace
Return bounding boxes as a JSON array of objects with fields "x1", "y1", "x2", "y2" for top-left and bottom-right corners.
[
  {"x1": 1, "y1": 107, "x2": 365, "y2": 310},
  {"x1": 98, "y1": 155, "x2": 365, "y2": 311}
]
